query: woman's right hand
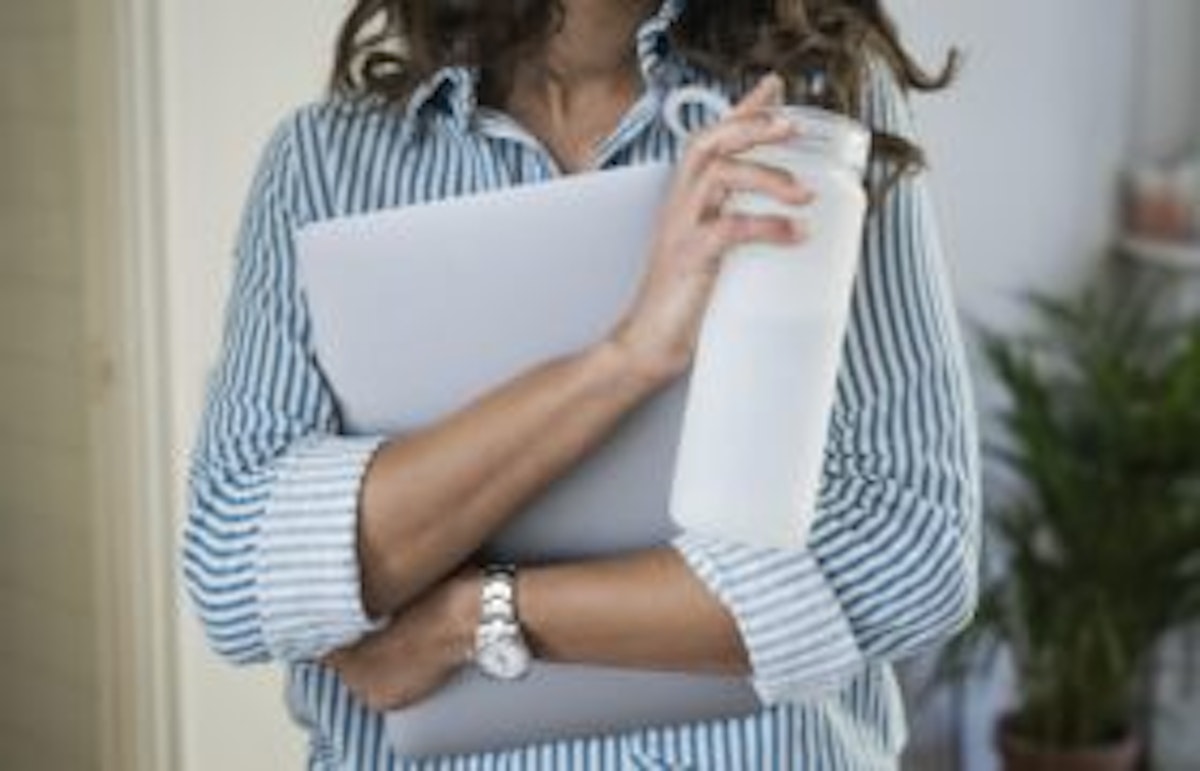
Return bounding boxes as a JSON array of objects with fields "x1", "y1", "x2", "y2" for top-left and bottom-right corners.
[{"x1": 607, "y1": 72, "x2": 816, "y2": 385}]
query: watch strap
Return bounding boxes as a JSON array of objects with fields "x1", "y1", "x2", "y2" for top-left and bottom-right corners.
[
  {"x1": 474, "y1": 563, "x2": 528, "y2": 653},
  {"x1": 479, "y1": 563, "x2": 518, "y2": 626}
]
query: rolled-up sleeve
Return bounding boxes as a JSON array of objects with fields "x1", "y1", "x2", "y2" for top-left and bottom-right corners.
[
  {"x1": 182, "y1": 107, "x2": 388, "y2": 665},
  {"x1": 671, "y1": 58, "x2": 982, "y2": 705}
]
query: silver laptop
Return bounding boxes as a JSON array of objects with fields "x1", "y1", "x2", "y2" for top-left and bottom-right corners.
[{"x1": 296, "y1": 161, "x2": 761, "y2": 760}]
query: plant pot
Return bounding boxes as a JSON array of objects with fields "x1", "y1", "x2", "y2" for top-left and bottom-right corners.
[{"x1": 995, "y1": 714, "x2": 1141, "y2": 771}]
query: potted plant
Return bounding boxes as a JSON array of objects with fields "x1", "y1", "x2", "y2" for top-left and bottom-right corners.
[{"x1": 942, "y1": 261, "x2": 1200, "y2": 771}]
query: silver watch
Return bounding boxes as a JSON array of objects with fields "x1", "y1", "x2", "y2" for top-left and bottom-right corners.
[{"x1": 472, "y1": 563, "x2": 532, "y2": 681}]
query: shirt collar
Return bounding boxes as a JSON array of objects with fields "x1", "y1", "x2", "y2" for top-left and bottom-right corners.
[{"x1": 401, "y1": 0, "x2": 688, "y2": 130}]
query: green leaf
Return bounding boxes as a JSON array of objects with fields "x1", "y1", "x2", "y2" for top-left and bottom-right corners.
[{"x1": 936, "y1": 259, "x2": 1200, "y2": 746}]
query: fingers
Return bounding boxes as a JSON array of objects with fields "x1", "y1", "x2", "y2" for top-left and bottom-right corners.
[
  {"x1": 679, "y1": 110, "x2": 795, "y2": 180},
  {"x1": 676, "y1": 73, "x2": 794, "y2": 182},
  {"x1": 702, "y1": 213, "x2": 807, "y2": 256},
  {"x1": 668, "y1": 71, "x2": 811, "y2": 264},
  {"x1": 690, "y1": 155, "x2": 814, "y2": 219}
]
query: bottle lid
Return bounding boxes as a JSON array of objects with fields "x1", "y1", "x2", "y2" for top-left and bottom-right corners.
[
  {"x1": 662, "y1": 84, "x2": 872, "y2": 176},
  {"x1": 775, "y1": 105, "x2": 872, "y2": 176}
]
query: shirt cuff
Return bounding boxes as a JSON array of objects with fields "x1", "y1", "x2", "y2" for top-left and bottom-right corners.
[
  {"x1": 257, "y1": 433, "x2": 389, "y2": 661},
  {"x1": 671, "y1": 529, "x2": 864, "y2": 705}
]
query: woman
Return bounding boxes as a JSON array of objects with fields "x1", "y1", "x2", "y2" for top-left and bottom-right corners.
[{"x1": 184, "y1": 0, "x2": 981, "y2": 768}]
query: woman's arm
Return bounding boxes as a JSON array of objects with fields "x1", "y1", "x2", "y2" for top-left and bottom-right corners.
[
  {"x1": 185, "y1": 107, "x2": 390, "y2": 665},
  {"x1": 663, "y1": 56, "x2": 982, "y2": 704},
  {"x1": 331, "y1": 57, "x2": 981, "y2": 711},
  {"x1": 356, "y1": 339, "x2": 663, "y2": 620},
  {"x1": 184, "y1": 105, "x2": 663, "y2": 665},
  {"x1": 328, "y1": 548, "x2": 751, "y2": 712},
  {"x1": 185, "y1": 79, "x2": 799, "y2": 666},
  {"x1": 356, "y1": 75, "x2": 802, "y2": 621},
  {"x1": 515, "y1": 60, "x2": 981, "y2": 700},
  {"x1": 518, "y1": 548, "x2": 750, "y2": 673}
]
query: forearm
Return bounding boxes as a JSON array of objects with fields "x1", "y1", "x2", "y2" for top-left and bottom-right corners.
[
  {"x1": 359, "y1": 339, "x2": 666, "y2": 618},
  {"x1": 514, "y1": 547, "x2": 751, "y2": 675}
]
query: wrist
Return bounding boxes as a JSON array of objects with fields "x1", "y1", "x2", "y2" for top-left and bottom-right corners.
[
  {"x1": 443, "y1": 565, "x2": 484, "y2": 664},
  {"x1": 586, "y1": 336, "x2": 676, "y2": 400}
]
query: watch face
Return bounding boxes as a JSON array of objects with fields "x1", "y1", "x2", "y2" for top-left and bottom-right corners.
[{"x1": 477, "y1": 636, "x2": 531, "y2": 680}]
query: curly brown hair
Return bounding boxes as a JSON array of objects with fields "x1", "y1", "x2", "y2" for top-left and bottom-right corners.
[{"x1": 329, "y1": 0, "x2": 958, "y2": 184}]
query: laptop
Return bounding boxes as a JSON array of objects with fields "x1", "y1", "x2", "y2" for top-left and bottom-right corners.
[{"x1": 295, "y1": 161, "x2": 761, "y2": 760}]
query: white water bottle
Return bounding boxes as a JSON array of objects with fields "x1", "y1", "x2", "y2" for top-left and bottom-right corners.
[{"x1": 663, "y1": 85, "x2": 871, "y2": 551}]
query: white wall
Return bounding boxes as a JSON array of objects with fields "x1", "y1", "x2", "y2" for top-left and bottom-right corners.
[
  {"x1": 156, "y1": 1, "x2": 349, "y2": 768},
  {"x1": 0, "y1": 1, "x2": 99, "y2": 769},
  {"x1": 891, "y1": 0, "x2": 1140, "y2": 331},
  {"x1": 154, "y1": 1, "x2": 1196, "y2": 769}
]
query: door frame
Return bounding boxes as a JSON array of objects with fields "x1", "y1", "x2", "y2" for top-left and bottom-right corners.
[{"x1": 78, "y1": 0, "x2": 179, "y2": 767}]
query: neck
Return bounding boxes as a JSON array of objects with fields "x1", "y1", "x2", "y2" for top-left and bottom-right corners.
[{"x1": 507, "y1": 0, "x2": 658, "y2": 117}]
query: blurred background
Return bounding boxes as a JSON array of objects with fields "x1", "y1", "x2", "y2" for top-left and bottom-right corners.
[{"x1": 1, "y1": 0, "x2": 1198, "y2": 769}]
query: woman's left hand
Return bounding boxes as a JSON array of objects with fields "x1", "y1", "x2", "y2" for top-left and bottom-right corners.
[{"x1": 323, "y1": 565, "x2": 482, "y2": 711}]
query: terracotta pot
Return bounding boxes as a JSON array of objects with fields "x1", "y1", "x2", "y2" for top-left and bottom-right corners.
[{"x1": 995, "y1": 714, "x2": 1141, "y2": 771}]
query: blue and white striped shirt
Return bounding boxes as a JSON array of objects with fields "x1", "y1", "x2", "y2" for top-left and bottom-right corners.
[{"x1": 183, "y1": 0, "x2": 981, "y2": 768}]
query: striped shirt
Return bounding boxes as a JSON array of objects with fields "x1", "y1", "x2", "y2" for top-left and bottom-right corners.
[{"x1": 182, "y1": 0, "x2": 982, "y2": 768}]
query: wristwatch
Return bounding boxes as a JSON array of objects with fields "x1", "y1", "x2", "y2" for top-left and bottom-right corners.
[{"x1": 472, "y1": 563, "x2": 533, "y2": 681}]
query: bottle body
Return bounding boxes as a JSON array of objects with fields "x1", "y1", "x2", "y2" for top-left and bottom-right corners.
[{"x1": 669, "y1": 139, "x2": 868, "y2": 551}]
